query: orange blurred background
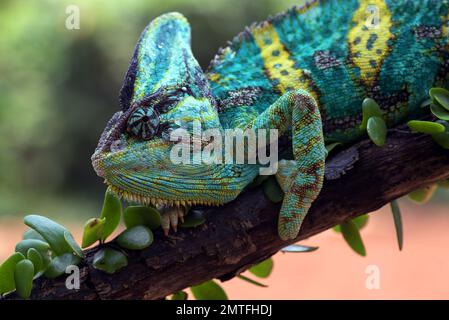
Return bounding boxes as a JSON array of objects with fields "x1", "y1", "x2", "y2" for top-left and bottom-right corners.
[{"x1": 2, "y1": 200, "x2": 449, "y2": 299}]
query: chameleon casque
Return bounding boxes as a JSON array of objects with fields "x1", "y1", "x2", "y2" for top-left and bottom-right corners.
[{"x1": 92, "y1": 0, "x2": 449, "y2": 241}]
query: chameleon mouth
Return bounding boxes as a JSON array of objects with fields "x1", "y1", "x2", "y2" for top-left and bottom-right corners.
[{"x1": 106, "y1": 183, "x2": 225, "y2": 207}]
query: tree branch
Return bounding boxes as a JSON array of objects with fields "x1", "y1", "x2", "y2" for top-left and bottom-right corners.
[{"x1": 4, "y1": 124, "x2": 449, "y2": 300}]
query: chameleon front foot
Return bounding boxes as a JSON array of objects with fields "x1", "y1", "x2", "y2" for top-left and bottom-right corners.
[{"x1": 159, "y1": 205, "x2": 185, "y2": 236}]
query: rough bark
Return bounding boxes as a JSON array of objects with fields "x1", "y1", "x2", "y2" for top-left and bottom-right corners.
[{"x1": 4, "y1": 124, "x2": 449, "y2": 300}]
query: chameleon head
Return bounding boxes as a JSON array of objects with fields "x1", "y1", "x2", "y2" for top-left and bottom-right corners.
[{"x1": 91, "y1": 13, "x2": 250, "y2": 208}]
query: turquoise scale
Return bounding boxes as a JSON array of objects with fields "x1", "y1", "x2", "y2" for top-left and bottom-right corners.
[
  {"x1": 378, "y1": 0, "x2": 449, "y2": 121},
  {"x1": 208, "y1": 0, "x2": 449, "y2": 144},
  {"x1": 272, "y1": 0, "x2": 363, "y2": 141}
]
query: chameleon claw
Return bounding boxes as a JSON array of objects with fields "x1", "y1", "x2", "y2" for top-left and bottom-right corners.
[
  {"x1": 178, "y1": 208, "x2": 185, "y2": 223},
  {"x1": 159, "y1": 205, "x2": 187, "y2": 235},
  {"x1": 161, "y1": 212, "x2": 170, "y2": 236},
  {"x1": 169, "y1": 209, "x2": 179, "y2": 232}
]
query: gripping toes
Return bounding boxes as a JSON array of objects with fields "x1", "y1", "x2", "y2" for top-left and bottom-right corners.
[{"x1": 159, "y1": 205, "x2": 185, "y2": 236}]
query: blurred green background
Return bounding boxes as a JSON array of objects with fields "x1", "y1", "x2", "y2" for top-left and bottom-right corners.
[
  {"x1": 1, "y1": 0, "x2": 448, "y2": 222},
  {"x1": 0, "y1": 0, "x2": 303, "y2": 220}
]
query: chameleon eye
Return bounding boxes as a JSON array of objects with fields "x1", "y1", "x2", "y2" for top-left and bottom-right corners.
[{"x1": 127, "y1": 107, "x2": 160, "y2": 140}]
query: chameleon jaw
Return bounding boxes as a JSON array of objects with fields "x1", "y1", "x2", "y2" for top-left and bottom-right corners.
[
  {"x1": 107, "y1": 183, "x2": 220, "y2": 236},
  {"x1": 106, "y1": 183, "x2": 225, "y2": 207}
]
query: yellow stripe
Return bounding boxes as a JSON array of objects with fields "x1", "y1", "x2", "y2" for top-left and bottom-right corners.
[
  {"x1": 252, "y1": 23, "x2": 318, "y2": 100},
  {"x1": 348, "y1": 0, "x2": 393, "y2": 86}
]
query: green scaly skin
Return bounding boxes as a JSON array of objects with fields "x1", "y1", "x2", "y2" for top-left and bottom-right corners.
[{"x1": 92, "y1": 1, "x2": 449, "y2": 240}]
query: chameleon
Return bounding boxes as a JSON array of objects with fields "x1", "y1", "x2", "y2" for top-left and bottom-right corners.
[{"x1": 91, "y1": 0, "x2": 449, "y2": 241}]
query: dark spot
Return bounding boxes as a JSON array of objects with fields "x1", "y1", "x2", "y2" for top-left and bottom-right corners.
[
  {"x1": 369, "y1": 59, "x2": 377, "y2": 68},
  {"x1": 272, "y1": 50, "x2": 280, "y2": 56},
  {"x1": 141, "y1": 115, "x2": 150, "y2": 122},
  {"x1": 218, "y1": 87, "x2": 262, "y2": 108},
  {"x1": 281, "y1": 70, "x2": 289, "y2": 76},
  {"x1": 353, "y1": 37, "x2": 361, "y2": 45},
  {"x1": 264, "y1": 38, "x2": 272, "y2": 45},
  {"x1": 313, "y1": 50, "x2": 342, "y2": 70},
  {"x1": 271, "y1": 78, "x2": 280, "y2": 86},
  {"x1": 366, "y1": 33, "x2": 378, "y2": 50},
  {"x1": 414, "y1": 25, "x2": 442, "y2": 40},
  {"x1": 376, "y1": 49, "x2": 382, "y2": 54}
]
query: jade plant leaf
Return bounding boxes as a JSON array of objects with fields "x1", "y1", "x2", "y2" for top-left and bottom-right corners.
[
  {"x1": 281, "y1": 244, "x2": 319, "y2": 253},
  {"x1": 123, "y1": 206, "x2": 161, "y2": 230},
  {"x1": 407, "y1": 184, "x2": 437, "y2": 204},
  {"x1": 172, "y1": 291, "x2": 188, "y2": 300},
  {"x1": 0, "y1": 252, "x2": 25, "y2": 294},
  {"x1": 432, "y1": 130, "x2": 449, "y2": 148},
  {"x1": 22, "y1": 229, "x2": 46, "y2": 242},
  {"x1": 44, "y1": 253, "x2": 82, "y2": 279},
  {"x1": 360, "y1": 98, "x2": 383, "y2": 130},
  {"x1": 407, "y1": 120, "x2": 445, "y2": 134},
  {"x1": 334, "y1": 214, "x2": 369, "y2": 233},
  {"x1": 262, "y1": 176, "x2": 284, "y2": 203},
  {"x1": 27, "y1": 248, "x2": 43, "y2": 275},
  {"x1": 431, "y1": 121, "x2": 449, "y2": 149},
  {"x1": 237, "y1": 275, "x2": 268, "y2": 287},
  {"x1": 99, "y1": 188, "x2": 122, "y2": 241},
  {"x1": 23, "y1": 215, "x2": 74, "y2": 256},
  {"x1": 93, "y1": 248, "x2": 128, "y2": 274},
  {"x1": 17, "y1": 240, "x2": 51, "y2": 277},
  {"x1": 82, "y1": 218, "x2": 105, "y2": 248},
  {"x1": 340, "y1": 220, "x2": 366, "y2": 256},
  {"x1": 429, "y1": 87, "x2": 449, "y2": 111},
  {"x1": 367, "y1": 116, "x2": 387, "y2": 147},
  {"x1": 180, "y1": 209, "x2": 206, "y2": 228},
  {"x1": 390, "y1": 200, "x2": 403, "y2": 251},
  {"x1": 15, "y1": 239, "x2": 50, "y2": 257},
  {"x1": 248, "y1": 258, "x2": 273, "y2": 278},
  {"x1": 64, "y1": 231, "x2": 84, "y2": 258},
  {"x1": 40, "y1": 252, "x2": 52, "y2": 271},
  {"x1": 430, "y1": 103, "x2": 449, "y2": 120},
  {"x1": 14, "y1": 259, "x2": 34, "y2": 299},
  {"x1": 191, "y1": 280, "x2": 228, "y2": 300},
  {"x1": 117, "y1": 226, "x2": 154, "y2": 250}
]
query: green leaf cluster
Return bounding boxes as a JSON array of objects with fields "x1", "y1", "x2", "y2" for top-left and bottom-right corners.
[{"x1": 0, "y1": 215, "x2": 81, "y2": 298}]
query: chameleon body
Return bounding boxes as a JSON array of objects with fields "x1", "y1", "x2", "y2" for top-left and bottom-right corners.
[{"x1": 92, "y1": 0, "x2": 449, "y2": 240}]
